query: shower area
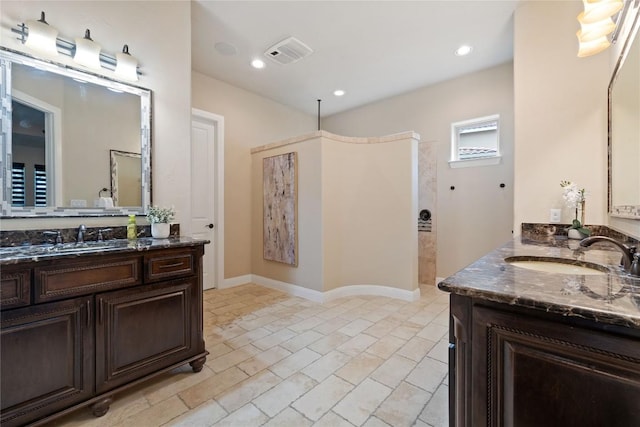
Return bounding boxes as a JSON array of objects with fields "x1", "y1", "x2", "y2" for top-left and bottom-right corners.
[{"x1": 418, "y1": 141, "x2": 437, "y2": 286}]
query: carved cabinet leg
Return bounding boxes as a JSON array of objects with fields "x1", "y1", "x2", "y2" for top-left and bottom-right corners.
[
  {"x1": 190, "y1": 356, "x2": 207, "y2": 373},
  {"x1": 91, "y1": 397, "x2": 113, "y2": 417}
]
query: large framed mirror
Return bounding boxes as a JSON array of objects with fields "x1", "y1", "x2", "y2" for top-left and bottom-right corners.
[
  {"x1": 0, "y1": 47, "x2": 151, "y2": 217},
  {"x1": 609, "y1": 8, "x2": 640, "y2": 219}
]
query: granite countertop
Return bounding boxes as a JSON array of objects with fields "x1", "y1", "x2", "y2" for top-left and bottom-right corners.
[
  {"x1": 438, "y1": 236, "x2": 640, "y2": 329},
  {"x1": 0, "y1": 237, "x2": 210, "y2": 265}
]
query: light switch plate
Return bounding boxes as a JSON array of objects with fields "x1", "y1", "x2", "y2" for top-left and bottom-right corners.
[{"x1": 550, "y1": 208, "x2": 561, "y2": 223}]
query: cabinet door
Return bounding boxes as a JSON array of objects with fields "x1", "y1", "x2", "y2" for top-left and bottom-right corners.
[
  {"x1": 472, "y1": 305, "x2": 640, "y2": 427},
  {"x1": 0, "y1": 266, "x2": 30, "y2": 309},
  {"x1": 95, "y1": 278, "x2": 197, "y2": 393},
  {"x1": 1, "y1": 297, "x2": 94, "y2": 427}
]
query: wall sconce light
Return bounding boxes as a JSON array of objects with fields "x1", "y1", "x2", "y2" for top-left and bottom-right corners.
[
  {"x1": 13, "y1": 11, "x2": 142, "y2": 79},
  {"x1": 73, "y1": 29, "x2": 102, "y2": 70},
  {"x1": 115, "y1": 45, "x2": 139, "y2": 82},
  {"x1": 576, "y1": 0, "x2": 625, "y2": 57},
  {"x1": 24, "y1": 11, "x2": 59, "y2": 57}
]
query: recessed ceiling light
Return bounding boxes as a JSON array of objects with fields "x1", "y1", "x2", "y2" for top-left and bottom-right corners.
[
  {"x1": 251, "y1": 59, "x2": 265, "y2": 69},
  {"x1": 455, "y1": 45, "x2": 473, "y2": 56},
  {"x1": 333, "y1": 89, "x2": 345, "y2": 97}
]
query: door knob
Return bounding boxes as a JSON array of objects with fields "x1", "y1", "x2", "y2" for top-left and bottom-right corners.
[{"x1": 206, "y1": 224, "x2": 214, "y2": 229}]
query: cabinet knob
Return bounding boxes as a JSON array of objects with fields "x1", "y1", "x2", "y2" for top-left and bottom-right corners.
[{"x1": 206, "y1": 224, "x2": 214, "y2": 229}]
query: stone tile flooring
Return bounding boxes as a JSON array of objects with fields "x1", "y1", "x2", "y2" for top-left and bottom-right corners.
[{"x1": 49, "y1": 283, "x2": 450, "y2": 427}]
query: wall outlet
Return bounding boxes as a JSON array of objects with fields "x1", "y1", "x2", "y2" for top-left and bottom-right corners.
[
  {"x1": 70, "y1": 199, "x2": 87, "y2": 208},
  {"x1": 550, "y1": 208, "x2": 561, "y2": 223}
]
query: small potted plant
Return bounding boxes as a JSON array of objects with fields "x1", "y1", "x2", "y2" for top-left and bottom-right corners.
[
  {"x1": 560, "y1": 180, "x2": 591, "y2": 239},
  {"x1": 146, "y1": 205, "x2": 175, "y2": 238}
]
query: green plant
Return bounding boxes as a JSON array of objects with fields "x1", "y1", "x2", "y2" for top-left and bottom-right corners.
[{"x1": 146, "y1": 205, "x2": 175, "y2": 224}]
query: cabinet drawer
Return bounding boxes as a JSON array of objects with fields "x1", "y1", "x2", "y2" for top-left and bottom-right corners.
[
  {"x1": 35, "y1": 256, "x2": 142, "y2": 303},
  {"x1": 1, "y1": 268, "x2": 30, "y2": 309},
  {"x1": 145, "y1": 250, "x2": 195, "y2": 282}
]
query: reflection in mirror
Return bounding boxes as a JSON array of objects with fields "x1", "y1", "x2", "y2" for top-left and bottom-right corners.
[
  {"x1": 609, "y1": 12, "x2": 640, "y2": 219},
  {"x1": 110, "y1": 150, "x2": 141, "y2": 207},
  {"x1": 0, "y1": 47, "x2": 151, "y2": 217}
]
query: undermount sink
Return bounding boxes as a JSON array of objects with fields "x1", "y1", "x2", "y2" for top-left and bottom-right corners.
[{"x1": 505, "y1": 256, "x2": 608, "y2": 276}]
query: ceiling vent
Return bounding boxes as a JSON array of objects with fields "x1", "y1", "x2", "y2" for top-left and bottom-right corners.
[{"x1": 264, "y1": 37, "x2": 313, "y2": 65}]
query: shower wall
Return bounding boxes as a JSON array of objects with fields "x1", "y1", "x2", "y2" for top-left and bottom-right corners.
[{"x1": 419, "y1": 141, "x2": 437, "y2": 285}]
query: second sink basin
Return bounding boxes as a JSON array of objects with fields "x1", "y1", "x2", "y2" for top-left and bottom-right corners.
[{"x1": 505, "y1": 256, "x2": 608, "y2": 276}]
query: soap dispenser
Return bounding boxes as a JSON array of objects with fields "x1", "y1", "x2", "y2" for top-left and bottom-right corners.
[{"x1": 127, "y1": 214, "x2": 137, "y2": 240}]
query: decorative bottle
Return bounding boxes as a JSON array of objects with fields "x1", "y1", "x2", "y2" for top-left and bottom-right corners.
[{"x1": 127, "y1": 214, "x2": 137, "y2": 240}]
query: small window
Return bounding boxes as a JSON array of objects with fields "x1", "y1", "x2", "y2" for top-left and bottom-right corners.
[
  {"x1": 34, "y1": 164, "x2": 47, "y2": 207},
  {"x1": 11, "y1": 162, "x2": 26, "y2": 206},
  {"x1": 450, "y1": 114, "x2": 501, "y2": 168}
]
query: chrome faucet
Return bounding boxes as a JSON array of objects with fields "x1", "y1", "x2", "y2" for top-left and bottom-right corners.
[
  {"x1": 43, "y1": 230, "x2": 63, "y2": 245},
  {"x1": 77, "y1": 224, "x2": 87, "y2": 244},
  {"x1": 579, "y1": 236, "x2": 637, "y2": 273}
]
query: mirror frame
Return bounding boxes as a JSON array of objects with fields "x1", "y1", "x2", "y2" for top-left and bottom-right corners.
[
  {"x1": 608, "y1": 9, "x2": 640, "y2": 220},
  {"x1": 110, "y1": 149, "x2": 142, "y2": 207},
  {"x1": 0, "y1": 47, "x2": 151, "y2": 218}
]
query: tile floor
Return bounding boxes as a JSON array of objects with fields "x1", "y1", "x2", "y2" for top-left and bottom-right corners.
[{"x1": 49, "y1": 283, "x2": 450, "y2": 427}]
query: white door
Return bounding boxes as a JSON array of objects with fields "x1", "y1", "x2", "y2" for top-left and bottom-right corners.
[{"x1": 191, "y1": 117, "x2": 217, "y2": 289}]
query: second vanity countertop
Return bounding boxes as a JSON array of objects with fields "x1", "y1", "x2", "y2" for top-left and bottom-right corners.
[
  {"x1": 0, "y1": 237, "x2": 210, "y2": 265},
  {"x1": 438, "y1": 236, "x2": 640, "y2": 329}
]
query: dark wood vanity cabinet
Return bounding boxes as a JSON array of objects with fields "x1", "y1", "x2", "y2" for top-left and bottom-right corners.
[
  {"x1": 95, "y1": 278, "x2": 199, "y2": 394},
  {"x1": 0, "y1": 243, "x2": 208, "y2": 426},
  {"x1": 449, "y1": 294, "x2": 640, "y2": 427},
  {"x1": 1, "y1": 297, "x2": 94, "y2": 424}
]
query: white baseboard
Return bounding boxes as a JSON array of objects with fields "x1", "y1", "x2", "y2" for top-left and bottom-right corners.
[
  {"x1": 222, "y1": 274, "x2": 423, "y2": 303},
  {"x1": 251, "y1": 275, "x2": 324, "y2": 302},
  {"x1": 220, "y1": 274, "x2": 253, "y2": 289},
  {"x1": 324, "y1": 284, "x2": 420, "y2": 303}
]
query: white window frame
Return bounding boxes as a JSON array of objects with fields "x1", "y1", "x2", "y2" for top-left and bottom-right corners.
[{"x1": 449, "y1": 114, "x2": 501, "y2": 168}]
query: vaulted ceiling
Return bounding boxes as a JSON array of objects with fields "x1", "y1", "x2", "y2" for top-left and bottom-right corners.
[{"x1": 191, "y1": 1, "x2": 520, "y2": 116}]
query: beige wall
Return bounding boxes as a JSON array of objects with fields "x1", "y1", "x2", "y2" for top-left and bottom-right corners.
[
  {"x1": 514, "y1": 0, "x2": 609, "y2": 233},
  {"x1": 322, "y1": 134, "x2": 418, "y2": 292},
  {"x1": 1, "y1": 1, "x2": 192, "y2": 230},
  {"x1": 323, "y1": 63, "x2": 514, "y2": 278},
  {"x1": 251, "y1": 137, "x2": 324, "y2": 291},
  {"x1": 250, "y1": 132, "x2": 418, "y2": 293},
  {"x1": 191, "y1": 72, "x2": 315, "y2": 278}
]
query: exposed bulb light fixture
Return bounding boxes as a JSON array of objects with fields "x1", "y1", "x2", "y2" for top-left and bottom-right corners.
[
  {"x1": 455, "y1": 45, "x2": 473, "y2": 56},
  {"x1": 251, "y1": 59, "x2": 265, "y2": 69},
  {"x1": 74, "y1": 29, "x2": 102, "y2": 70},
  {"x1": 115, "y1": 44, "x2": 138, "y2": 81},
  {"x1": 333, "y1": 89, "x2": 345, "y2": 97},
  {"x1": 24, "y1": 11, "x2": 58, "y2": 56}
]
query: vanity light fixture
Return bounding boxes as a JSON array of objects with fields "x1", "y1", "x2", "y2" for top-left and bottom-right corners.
[
  {"x1": 24, "y1": 11, "x2": 59, "y2": 57},
  {"x1": 576, "y1": 0, "x2": 625, "y2": 57},
  {"x1": 581, "y1": 0, "x2": 623, "y2": 23},
  {"x1": 73, "y1": 29, "x2": 102, "y2": 70},
  {"x1": 115, "y1": 45, "x2": 139, "y2": 82},
  {"x1": 13, "y1": 13, "x2": 142, "y2": 79}
]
